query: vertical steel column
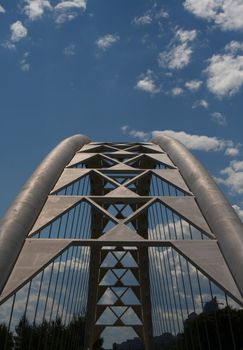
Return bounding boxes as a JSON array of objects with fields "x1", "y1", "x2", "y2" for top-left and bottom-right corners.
[
  {"x1": 138, "y1": 247, "x2": 154, "y2": 350},
  {"x1": 83, "y1": 246, "x2": 101, "y2": 350},
  {"x1": 84, "y1": 171, "x2": 104, "y2": 349},
  {"x1": 137, "y1": 166, "x2": 154, "y2": 350}
]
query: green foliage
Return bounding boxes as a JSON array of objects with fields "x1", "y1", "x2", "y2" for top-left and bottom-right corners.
[
  {"x1": 162, "y1": 306, "x2": 243, "y2": 350},
  {"x1": 0, "y1": 324, "x2": 14, "y2": 350},
  {"x1": 14, "y1": 314, "x2": 87, "y2": 350},
  {"x1": 0, "y1": 313, "x2": 86, "y2": 350},
  {"x1": 93, "y1": 337, "x2": 104, "y2": 350},
  {"x1": 8, "y1": 313, "x2": 104, "y2": 350}
]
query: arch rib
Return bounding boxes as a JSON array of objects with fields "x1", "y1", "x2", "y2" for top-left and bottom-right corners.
[
  {"x1": 0, "y1": 134, "x2": 90, "y2": 294},
  {"x1": 152, "y1": 134, "x2": 243, "y2": 296}
]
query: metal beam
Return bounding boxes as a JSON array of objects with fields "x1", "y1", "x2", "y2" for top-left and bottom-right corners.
[
  {"x1": 0, "y1": 134, "x2": 90, "y2": 294},
  {"x1": 153, "y1": 134, "x2": 243, "y2": 296}
]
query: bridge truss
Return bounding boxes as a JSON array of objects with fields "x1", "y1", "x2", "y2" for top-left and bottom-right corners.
[{"x1": 0, "y1": 135, "x2": 243, "y2": 349}]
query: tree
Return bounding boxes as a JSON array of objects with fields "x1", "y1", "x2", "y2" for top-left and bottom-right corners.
[
  {"x1": 0, "y1": 324, "x2": 13, "y2": 350},
  {"x1": 171, "y1": 306, "x2": 243, "y2": 350},
  {"x1": 93, "y1": 337, "x2": 104, "y2": 350}
]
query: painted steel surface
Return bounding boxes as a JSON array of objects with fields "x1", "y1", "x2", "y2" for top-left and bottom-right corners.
[
  {"x1": 153, "y1": 134, "x2": 243, "y2": 296},
  {"x1": 0, "y1": 134, "x2": 90, "y2": 294}
]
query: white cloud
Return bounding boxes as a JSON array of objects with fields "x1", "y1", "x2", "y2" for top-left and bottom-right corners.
[
  {"x1": 158, "y1": 43, "x2": 193, "y2": 69},
  {"x1": 175, "y1": 28, "x2": 197, "y2": 42},
  {"x1": 151, "y1": 130, "x2": 235, "y2": 152},
  {"x1": 121, "y1": 125, "x2": 129, "y2": 133},
  {"x1": 130, "y1": 130, "x2": 150, "y2": 140},
  {"x1": 205, "y1": 53, "x2": 243, "y2": 97},
  {"x1": 192, "y1": 99, "x2": 209, "y2": 109},
  {"x1": 96, "y1": 34, "x2": 120, "y2": 51},
  {"x1": 135, "y1": 70, "x2": 160, "y2": 94},
  {"x1": 225, "y1": 147, "x2": 240, "y2": 156},
  {"x1": 133, "y1": 14, "x2": 152, "y2": 26},
  {"x1": 211, "y1": 112, "x2": 226, "y2": 126},
  {"x1": 24, "y1": 0, "x2": 52, "y2": 20},
  {"x1": 136, "y1": 77, "x2": 158, "y2": 93},
  {"x1": 184, "y1": 0, "x2": 243, "y2": 31},
  {"x1": 132, "y1": 6, "x2": 169, "y2": 26},
  {"x1": 185, "y1": 80, "x2": 202, "y2": 91},
  {"x1": 63, "y1": 43, "x2": 76, "y2": 56},
  {"x1": 225, "y1": 41, "x2": 243, "y2": 53},
  {"x1": 54, "y1": 0, "x2": 87, "y2": 24},
  {"x1": 155, "y1": 9, "x2": 169, "y2": 19},
  {"x1": 10, "y1": 21, "x2": 28, "y2": 42},
  {"x1": 232, "y1": 204, "x2": 243, "y2": 221},
  {"x1": 158, "y1": 27, "x2": 197, "y2": 70},
  {"x1": 23, "y1": 0, "x2": 87, "y2": 23},
  {"x1": 20, "y1": 52, "x2": 30, "y2": 72},
  {"x1": 120, "y1": 126, "x2": 149, "y2": 141},
  {"x1": 216, "y1": 160, "x2": 243, "y2": 194},
  {"x1": 0, "y1": 4, "x2": 5, "y2": 13},
  {"x1": 122, "y1": 128, "x2": 241, "y2": 157},
  {"x1": 2, "y1": 41, "x2": 16, "y2": 50},
  {"x1": 55, "y1": 0, "x2": 87, "y2": 11},
  {"x1": 171, "y1": 87, "x2": 183, "y2": 96}
]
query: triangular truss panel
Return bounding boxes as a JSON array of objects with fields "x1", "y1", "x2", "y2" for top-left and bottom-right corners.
[
  {"x1": 67, "y1": 153, "x2": 120, "y2": 169},
  {"x1": 0, "y1": 244, "x2": 91, "y2": 344},
  {"x1": 124, "y1": 153, "x2": 176, "y2": 170},
  {"x1": 149, "y1": 245, "x2": 243, "y2": 340},
  {"x1": 51, "y1": 168, "x2": 91, "y2": 194},
  {"x1": 0, "y1": 135, "x2": 243, "y2": 350}
]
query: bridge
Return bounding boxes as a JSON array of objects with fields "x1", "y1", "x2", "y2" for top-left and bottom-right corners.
[{"x1": 0, "y1": 134, "x2": 243, "y2": 349}]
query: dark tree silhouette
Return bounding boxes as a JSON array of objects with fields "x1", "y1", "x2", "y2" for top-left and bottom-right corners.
[
  {"x1": 0, "y1": 324, "x2": 13, "y2": 350},
  {"x1": 14, "y1": 314, "x2": 86, "y2": 350},
  {"x1": 93, "y1": 337, "x2": 104, "y2": 350},
  {"x1": 12, "y1": 314, "x2": 108, "y2": 350},
  {"x1": 160, "y1": 306, "x2": 243, "y2": 350}
]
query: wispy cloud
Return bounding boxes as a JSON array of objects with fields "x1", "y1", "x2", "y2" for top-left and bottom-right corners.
[
  {"x1": 2, "y1": 41, "x2": 16, "y2": 50},
  {"x1": 175, "y1": 28, "x2": 197, "y2": 42},
  {"x1": 158, "y1": 28, "x2": 197, "y2": 70},
  {"x1": 184, "y1": 0, "x2": 243, "y2": 31},
  {"x1": 158, "y1": 43, "x2": 193, "y2": 70},
  {"x1": 192, "y1": 99, "x2": 209, "y2": 109},
  {"x1": 133, "y1": 14, "x2": 153, "y2": 26},
  {"x1": 132, "y1": 5, "x2": 169, "y2": 26},
  {"x1": 20, "y1": 52, "x2": 30, "y2": 72},
  {"x1": 130, "y1": 130, "x2": 150, "y2": 140},
  {"x1": 225, "y1": 41, "x2": 243, "y2": 54},
  {"x1": 121, "y1": 126, "x2": 150, "y2": 141},
  {"x1": 63, "y1": 44, "x2": 76, "y2": 56},
  {"x1": 185, "y1": 80, "x2": 202, "y2": 92},
  {"x1": 171, "y1": 87, "x2": 183, "y2": 96},
  {"x1": 155, "y1": 8, "x2": 169, "y2": 20},
  {"x1": 96, "y1": 34, "x2": 120, "y2": 52},
  {"x1": 121, "y1": 125, "x2": 129, "y2": 133},
  {"x1": 211, "y1": 112, "x2": 226, "y2": 126},
  {"x1": 0, "y1": 4, "x2": 5, "y2": 13}
]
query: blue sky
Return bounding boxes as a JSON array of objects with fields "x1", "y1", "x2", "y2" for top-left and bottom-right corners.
[{"x1": 1, "y1": 0, "x2": 243, "y2": 219}]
